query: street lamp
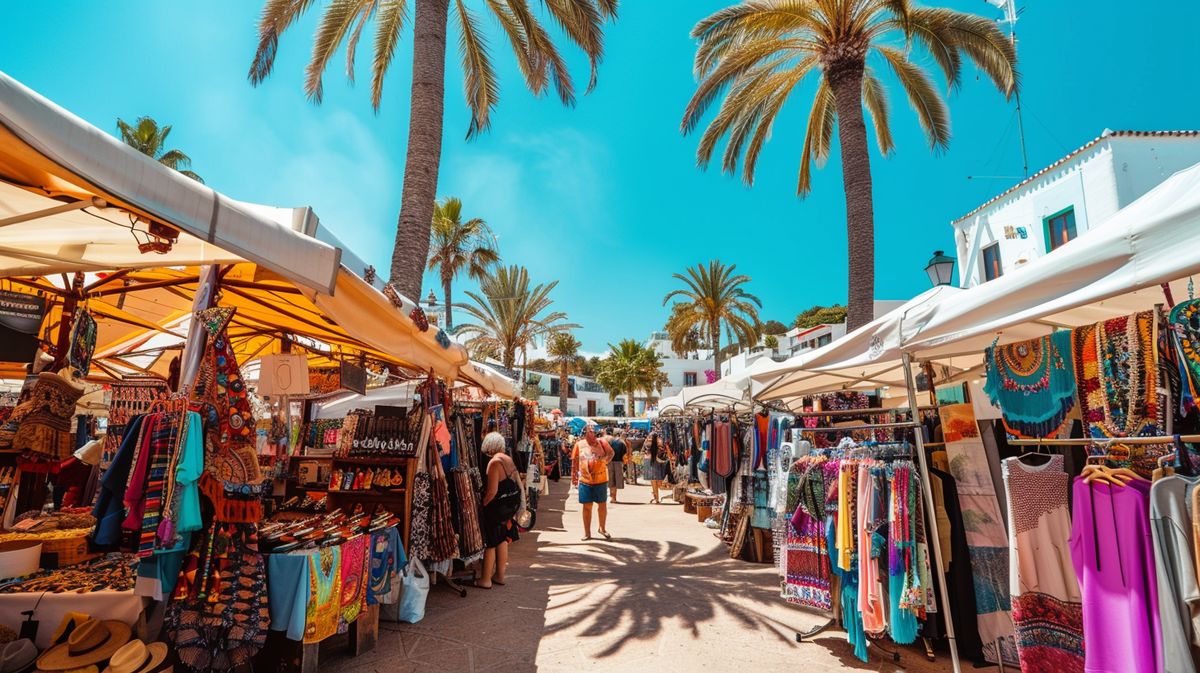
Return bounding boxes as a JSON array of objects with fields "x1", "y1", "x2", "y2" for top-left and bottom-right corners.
[{"x1": 924, "y1": 250, "x2": 956, "y2": 287}]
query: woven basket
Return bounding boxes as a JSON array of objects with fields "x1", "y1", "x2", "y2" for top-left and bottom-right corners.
[{"x1": 40, "y1": 532, "x2": 99, "y2": 568}]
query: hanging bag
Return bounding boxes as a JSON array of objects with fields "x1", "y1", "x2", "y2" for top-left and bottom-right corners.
[{"x1": 397, "y1": 557, "x2": 430, "y2": 623}]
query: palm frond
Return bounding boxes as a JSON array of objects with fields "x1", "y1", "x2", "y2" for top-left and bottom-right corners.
[
  {"x1": 913, "y1": 8, "x2": 1017, "y2": 96},
  {"x1": 455, "y1": 0, "x2": 500, "y2": 137},
  {"x1": 249, "y1": 0, "x2": 320, "y2": 84},
  {"x1": 507, "y1": 0, "x2": 576, "y2": 105},
  {"x1": 370, "y1": 0, "x2": 409, "y2": 110},
  {"x1": 796, "y1": 79, "x2": 835, "y2": 196},
  {"x1": 483, "y1": 0, "x2": 544, "y2": 95},
  {"x1": 862, "y1": 67, "x2": 894, "y2": 155},
  {"x1": 345, "y1": 0, "x2": 380, "y2": 82},
  {"x1": 542, "y1": 0, "x2": 605, "y2": 91},
  {"x1": 876, "y1": 45, "x2": 949, "y2": 150}
]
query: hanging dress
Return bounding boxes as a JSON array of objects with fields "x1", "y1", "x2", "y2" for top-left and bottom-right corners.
[
  {"x1": 1070, "y1": 477, "x2": 1161, "y2": 673},
  {"x1": 984, "y1": 331, "x2": 1077, "y2": 439},
  {"x1": 1002, "y1": 455, "x2": 1085, "y2": 673}
]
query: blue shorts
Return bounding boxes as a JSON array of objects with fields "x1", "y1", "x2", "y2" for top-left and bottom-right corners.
[{"x1": 578, "y1": 482, "x2": 608, "y2": 504}]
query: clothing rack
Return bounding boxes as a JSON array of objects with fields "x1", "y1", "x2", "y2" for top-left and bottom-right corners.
[
  {"x1": 790, "y1": 406, "x2": 937, "y2": 418},
  {"x1": 797, "y1": 421, "x2": 920, "y2": 433},
  {"x1": 1006, "y1": 434, "x2": 1200, "y2": 446}
]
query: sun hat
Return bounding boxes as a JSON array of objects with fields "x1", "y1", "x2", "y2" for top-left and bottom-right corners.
[
  {"x1": 36, "y1": 621, "x2": 131, "y2": 671},
  {"x1": 35, "y1": 666, "x2": 98, "y2": 673},
  {"x1": 100, "y1": 641, "x2": 167, "y2": 673},
  {"x1": 48, "y1": 615, "x2": 91, "y2": 648},
  {"x1": 0, "y1": 639, "x2": 37, "y2": 673},
  {"x1": 73, "y1": 439, "x2": 103, "y2": 467}
]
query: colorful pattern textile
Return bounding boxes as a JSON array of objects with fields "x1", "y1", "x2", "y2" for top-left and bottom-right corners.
[
  {"x1": 167, "y1": 523, "x2": 270, "y2": 671},
  {"x1": 67, "y1": 309, "x2": 98, "y2": 376},
  {"x1": 783, "y1": 458, "x2": 831, "y2": 610},
  {"x1": 1170, "y1": 299, "x2": 1200, "y2": 414},
  {"x1": 984, "y1": 331, "x2": 1077, "y2": 439},
  {"x1": 12, "y1": 372, "x2": 84, "y2": 460},
  {"x1": 304, "y1": 546, "x2": 342, "y2": 643},
  {"x1": 1002, "y1": 455, "x2": 1084, "y2": 673},
  {"x1": 941, "y1": 404, "x2": 1019, "y2": 667},
  {"x1": 1072, "y1": 312, "x2": 1161, "y2": 439},
  {"x1": 340, "y1": 535, "x2": 367, "y2": 627},
  {"x1": 137, "y1": 413, "x2": 183, "y2": 557},
  {"x1": 368, "y1": 527, "x2": 406, "y2": 605},
  {"x1": 408, "y1": 470, "x2": 432, "y2": 560}
]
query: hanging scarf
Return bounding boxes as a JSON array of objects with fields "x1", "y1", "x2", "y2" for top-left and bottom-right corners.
[
  {"x1": 1073, "y1": 311, "x2": 1161, "y2": 439},
  {"x1": 983, "y1": 331, "x2": 1077, "y2": 438},
  {"x1": 67, "y1": 309, "x2": 98, "y2": 376}
]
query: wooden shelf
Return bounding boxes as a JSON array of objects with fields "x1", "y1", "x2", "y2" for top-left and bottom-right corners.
[
  {"x1": 327, "y1": 488, "x2": 408, "y2": 496},
  {"x1": 331, "y1": 456, "x2": 415, "y2": 465}
]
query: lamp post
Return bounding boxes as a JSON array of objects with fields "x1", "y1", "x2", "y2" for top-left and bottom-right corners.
[{"x1": 924, "y1": 250, "x2": 956, "y2": 287}]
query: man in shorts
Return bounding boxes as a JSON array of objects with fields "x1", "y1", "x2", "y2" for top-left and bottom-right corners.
[
  {"x1": 571, "y1": 425, "x2": 614, "y2": 541},
  {"x1": 605, "y1": 429, "x2": 628, "y2": 503}
]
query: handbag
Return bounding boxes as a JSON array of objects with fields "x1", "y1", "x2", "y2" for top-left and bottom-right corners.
[{"x1": 397, "y1": 557, "x2": 430, "y2": 623}]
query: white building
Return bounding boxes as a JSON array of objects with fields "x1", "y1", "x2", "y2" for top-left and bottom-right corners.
[
  {"x1": 522, "y1": 369, "x2": 620, "y2": 417},
  {"x1": 953, "y1": 130, "x2": 1200, "y2": 287},
  {"x1": 644, "y1": 331, "x2": 715, "y2": 399}
]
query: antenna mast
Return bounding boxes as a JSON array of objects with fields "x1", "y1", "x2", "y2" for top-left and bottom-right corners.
[{"x1": 994, "y1": 0, "x2": 1029, "y2": 177}]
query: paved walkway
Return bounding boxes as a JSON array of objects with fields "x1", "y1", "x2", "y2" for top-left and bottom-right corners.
[{"x1": 333, "y1": 480, "x2": 957, "y2": 672}]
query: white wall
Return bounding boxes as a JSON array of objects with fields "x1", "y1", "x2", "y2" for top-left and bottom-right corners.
[{"x1": 954, "y1": 133, "x2": 1200, "y2": 288}]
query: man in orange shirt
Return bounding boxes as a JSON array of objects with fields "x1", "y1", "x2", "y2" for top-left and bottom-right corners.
[{"x1": 571, "y1": 425, "x2": 614, "y2": 541}]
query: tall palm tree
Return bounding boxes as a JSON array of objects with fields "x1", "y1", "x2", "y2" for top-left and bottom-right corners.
[
  {"x1": 547, "y1": 332, "x2": 583, "y2": 412},
  {"x1": 457, "y1": 264, "x2": 578, "y2": 370},
  {"x1": 427, "y1": 196, "x2": 499, "y2": 330},
  {"x1": 663, "y1": 260, "x2": 761, "y2": 379},
  {"x1": 248, "y1": 0, "x2": 619, "y2": 301},
  {"x1": 594, "y1": 339, "x2": 664, "y2": 418},
  {"x1": 681, "y1": 0, "x2": 1017, "y2": 330},
  {"x1": 116, "y1": 116, "x2": 204, "y2": 183}
]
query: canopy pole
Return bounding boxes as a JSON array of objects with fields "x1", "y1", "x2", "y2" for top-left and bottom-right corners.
[
  {"x1": 0, "y1": 197, "x2": 105, "y2": 229},
  {"x1": 902, "y1": 352, "x2": 962, "y2": 673},
  {"x1": 177, "y1": 265, "x2": 220, "y2": 393}
]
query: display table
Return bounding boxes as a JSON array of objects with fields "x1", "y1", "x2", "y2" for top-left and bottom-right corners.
[{"x1": 0, "y1": 589, "x2": 143, "y2": 648}]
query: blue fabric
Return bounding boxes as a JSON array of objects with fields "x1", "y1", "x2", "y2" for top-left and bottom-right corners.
[
  {"x1": 91, "y1": 415, "x2": 143, "y2": 548},
  {"x1": 174, "y1": 411, "x2": 204, "y2": 536},
  {"x1": 578, "y1": 482, "x2": 607, "y2": 504},
  {"x1": 368, "y1": 527, "x2": 407, "y2": 605},
  {"x1": 827, "y1": 516, "x2": 868, "y2": 662},
  {"x1": 267, "y1": 552, "x2": 312, "y2": 641}
]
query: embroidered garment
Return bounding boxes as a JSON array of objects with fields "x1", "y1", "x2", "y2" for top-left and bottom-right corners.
[
  {"x1": 984, "y1": 331, "x2": 1077, "y2": 439},
  {"x1": 1073, "y1": 312, "x2": 1161, "y2": 440},
  {"x1": 1170, "y1": 299, "x2": 1200, "y2": 414},
  {"x1": 12, "y1": 372, "x2": 85, "y2": 460},
  {"x1": 304, "y1": 546, "x2": 342, "y2": 643},
  {"x1": 784, "y1": 457, "x2": 832, "y2": 610},
  {"x1": 67, "y1": 309, "x2": 98, "y2": 376},
  {"x1": 1002, "y1": 455, "x2": 1084, "y2": 673}
]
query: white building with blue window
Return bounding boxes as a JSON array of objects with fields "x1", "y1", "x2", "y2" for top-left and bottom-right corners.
[{"x1": 952, "y1": 130, "x2": 1200, "y2": 287}]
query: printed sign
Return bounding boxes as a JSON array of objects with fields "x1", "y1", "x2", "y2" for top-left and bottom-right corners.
[{"x1": 0, "y1": 290, "x2": 46, "y2": 334}]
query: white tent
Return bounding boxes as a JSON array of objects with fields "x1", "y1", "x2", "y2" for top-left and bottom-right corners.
[
  {"x1": 656, "y1": 393, "x2": 684, "y2": 415},
  {"x1": 0, "y1": 70, "x2": 500, "y2": 387},
  {"x1": 751, "y1": 285, "x2": 965, "y2": 403},
  {"x1": 676, "y1": 378, "x2": 752, "y2": 411},
  {"x1": 752, "y1": 160, "x2": 1200, "y2": 406}
]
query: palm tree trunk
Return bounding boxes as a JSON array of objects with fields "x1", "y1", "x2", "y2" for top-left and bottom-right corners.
[
  {"x1": 388, "y1": 0, "x2": 449, "y2": 300},
  {"x1": 442, "y1": 276, "x2": 453, "y2": 330},
  {"x1": 627, "y1": 388, "x2": 635, "y2": 417},
  {"x1": 710, "y1": 325, "x2": 722, "y2": 380},
  {"x1": 828, "y1": 58, "x2": 874, "y2": 332},
  {"x1": 559, "y1": 361, "x2": 568, "y2": 413}
]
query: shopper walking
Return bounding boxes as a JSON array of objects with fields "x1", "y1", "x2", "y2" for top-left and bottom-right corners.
[
  {"x1": 642, "y1": 432, "x2": 673, "y2": 504},
  {"x1": 571, "y1": 425, "x2": 614, "y2": 541},
  {"x1": 607, "y1": 430, "x2": 628, "y2": 503}
]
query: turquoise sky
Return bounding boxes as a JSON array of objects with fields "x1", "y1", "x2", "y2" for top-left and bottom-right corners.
[{"x1": 1, "y1": 1, "x2": 1194, "y2": 352}]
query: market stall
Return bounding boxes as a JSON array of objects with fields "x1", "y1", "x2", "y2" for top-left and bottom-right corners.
[{"x1": 0, "y1": 70, "x2": 517, "y2": 673}]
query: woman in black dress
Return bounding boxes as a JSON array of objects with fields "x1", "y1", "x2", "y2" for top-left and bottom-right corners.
[{"x1": 479, "y1": 431, "x2": 521, "y2": 588}]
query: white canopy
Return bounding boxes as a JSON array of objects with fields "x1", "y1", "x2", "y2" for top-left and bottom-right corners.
[
  {"x1": 678, "y1": 378, "x2": 752, "y2": 411},
  {"x1": 656, "y1": 393, "x2": 684, "y2": 415},
  {"x1": 457, "y1": 361, "x2": 518, "y2": 400},
  {"x1": 753, "y1": 160, "x2": 1200, "y2": 404},
  {"x1": 0, "y1": 71, "x2": 341, "y2": 294}
]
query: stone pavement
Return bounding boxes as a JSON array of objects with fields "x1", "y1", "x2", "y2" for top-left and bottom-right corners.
[{"x1": 327, "y1": 479, "x2": 959, "y2": 673}]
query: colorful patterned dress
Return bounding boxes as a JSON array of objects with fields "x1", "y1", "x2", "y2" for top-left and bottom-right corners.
[
  {"x1": 1002, "y1": 455, "x2": 1084, "y2": 673},
  {"x1": 783, "y1": 457, "x2": 832, "y2": 610}
]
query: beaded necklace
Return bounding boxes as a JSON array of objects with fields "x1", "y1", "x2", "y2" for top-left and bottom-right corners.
[{"x1": 1075, "y1": 312, "x2": 1160, "y2": 439}]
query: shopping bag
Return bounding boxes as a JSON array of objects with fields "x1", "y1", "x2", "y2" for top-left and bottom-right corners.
[{"x1": 397, "y1": 558, "x2": 430, "y2": 623}]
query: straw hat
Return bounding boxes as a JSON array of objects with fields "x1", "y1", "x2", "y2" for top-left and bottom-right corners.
[
  {"x1": 0, "y1": 639, "x2": 37, "y2": 673},
  {"x1": 35, "y1": 621, "x2": 130, "y2": 671},
  {"x1": 35, "y1": 666, "x2": 97, "y2": 673},
  {"x1": 99, "y1": 642, "x2": 166, "y2": 673},
  {"x1": 73, "y1": 439, "x2": 103, "y2": 467}
]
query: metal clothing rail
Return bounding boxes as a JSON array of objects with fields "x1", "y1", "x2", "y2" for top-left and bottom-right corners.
[
  {"x1": 796, "y1": 421, "x2": 920, "y2": 433},
  {"x1": 1007, "y1": 434, "x2": 1200, "y2": 446},
  {"x1": 790, "y1": 405, "x2": 938, "y2": 418}
]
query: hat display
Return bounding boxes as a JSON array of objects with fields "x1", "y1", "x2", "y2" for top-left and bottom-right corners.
[
  {"x1": 36, "y1": 666, "x2": 98, "y2": 673},
  {"x1": 100, "y1": 642, "x2": 166, "y2": 673},
  {"x1": 73, "y1": 439, "x2": 103, "y2": 467},
  {"x1": 12, "y1": 372, "x2": 86, "y2": 460},
  {"x1": 48, "y1": 614, "x2": 90, "y2": 647},
  {"x1": 35, "y1": 621, "x2": 131, "y2": 671},
  {"x1": 0, "y1": 639, "x2": 37, "y2": 673}
]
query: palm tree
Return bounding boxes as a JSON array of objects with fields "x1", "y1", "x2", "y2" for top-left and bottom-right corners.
[
  {"x1": 116, "y1": 116, "x2": 204, "y2": 182},
  {"x1": 547, "y1": 332, "x2": 583, "y2": 413},
  {"x1": 248, "y1": 0, "x2": 619, "y2": 301},
  {"x1": 594, "y1": 339, "x2": 663, "y2": 418},
  {"x1": 664, "y1": 302, "x2": 705, "y2": 358},
  {"x1": 457, "y1": 264, "x2": 578, "y2": 371},
  {"x1": 427, "y1": 197, "x2": 499, "y2": 330},
  {"x1": 681, "y1": 0, "x2": 1017, "y2": 330},
  {"x1": 663, "y1": 260, "x2": 761, "y2": 379}
]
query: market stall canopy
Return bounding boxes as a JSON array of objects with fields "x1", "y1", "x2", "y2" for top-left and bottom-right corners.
[
  {"x1": 0, "y1": 70, "x2": 340, "y2": 294},
  {"x1": 751, "y1": 285, "x2": 967, "y2": 403},
  {"x1": 907, "y1": 160, "x2": 1200, "y2": 359},
  {"x1": 655, "y1": 394, "x2": 684, "y2": 416},
  {"x1": 678, "y1": 379, "x2": 751, "y2": 412},
  {"x1": 456, "y1": 361, "x2": 518, "y2": 400}
]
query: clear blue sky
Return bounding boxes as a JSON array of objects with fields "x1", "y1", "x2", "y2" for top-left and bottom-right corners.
[{"x1": 1, "y1": 1, "x2": 1194, "y2": 352}]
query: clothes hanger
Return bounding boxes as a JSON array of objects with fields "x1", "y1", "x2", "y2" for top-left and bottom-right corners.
[
  {"x1": 1153, "y1": 452, "x2": 1177, "y2": 482},
  {"x1": 1015, "y1": 437, "x2": 1054, "y2": 466}
]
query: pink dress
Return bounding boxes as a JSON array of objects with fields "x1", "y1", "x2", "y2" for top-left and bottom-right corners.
[{"x1": 858, "y1": 463, "x2": 886, "y2": 633}]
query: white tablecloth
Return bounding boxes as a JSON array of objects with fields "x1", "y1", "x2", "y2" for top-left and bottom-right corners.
[{"x1": 0, "y1": 590, "x2": 142, "y2": 648}]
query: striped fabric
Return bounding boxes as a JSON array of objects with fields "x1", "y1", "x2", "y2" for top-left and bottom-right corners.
[{"x1": 139, "y1": 412, "x2": 182, "y2": 557}]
